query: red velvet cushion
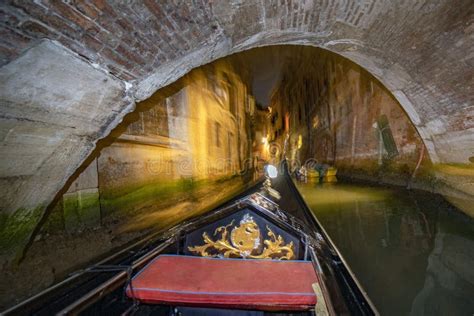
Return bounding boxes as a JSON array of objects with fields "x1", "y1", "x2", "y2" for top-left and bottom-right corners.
[{"x1": 126, "y1": 255, "x2": 317, "y2": 311}]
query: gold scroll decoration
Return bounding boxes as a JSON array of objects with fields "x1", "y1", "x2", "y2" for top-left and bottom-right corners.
[{"x1": 188, "y1": 214, "x2": 295, "y2": 260}]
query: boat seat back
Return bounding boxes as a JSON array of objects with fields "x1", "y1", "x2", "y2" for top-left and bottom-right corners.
[{"x1": 184, "y1": 209, "x2": 301, "y2": 260}]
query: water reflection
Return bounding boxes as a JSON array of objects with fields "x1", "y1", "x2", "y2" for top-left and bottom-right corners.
[{"x1": 296, "y1": 182, "x2": 474, "y2": 316}]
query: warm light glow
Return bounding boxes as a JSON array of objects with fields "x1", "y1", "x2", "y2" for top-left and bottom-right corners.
[
  {"x1": 265, "y1": 164, "x2": 278, "y2": 178},
  {"x1": 297, "y1": 134, "x2": 303, "y2": 149}
]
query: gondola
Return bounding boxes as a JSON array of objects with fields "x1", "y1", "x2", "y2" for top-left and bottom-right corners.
[{"x1": 3, "y1": 162, "x2": 378, "y2": 316}]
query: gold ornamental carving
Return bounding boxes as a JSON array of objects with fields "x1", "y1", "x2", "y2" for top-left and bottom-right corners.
[{"x1": 188, "y1": 214, "x2": 295, "y2": 260}]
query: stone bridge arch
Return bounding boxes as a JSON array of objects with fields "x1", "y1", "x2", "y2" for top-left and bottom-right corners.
[{"x1": 0, "y1": 0, "x2": 472, "y2": 259}]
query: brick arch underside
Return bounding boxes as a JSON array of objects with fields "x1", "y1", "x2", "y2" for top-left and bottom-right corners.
[{"x1": 0, "y1": 0, "x2": 472, "y2": 259}]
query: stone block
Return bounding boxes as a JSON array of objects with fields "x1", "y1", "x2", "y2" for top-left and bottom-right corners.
[
  {"x1": 0, "y1": 39, "x2": 128, "y2": 260},
  {"x1": 63, "y1": 188, "x2": 101, "y2": 233}
]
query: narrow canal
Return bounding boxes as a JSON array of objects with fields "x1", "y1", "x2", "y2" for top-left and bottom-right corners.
[{"x1": 296, "y1": 181, "x2": 474, "y2": 316}]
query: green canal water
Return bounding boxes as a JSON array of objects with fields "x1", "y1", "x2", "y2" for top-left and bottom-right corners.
[{"x1": 296, "y1": 181, "x2": 474, "y2": 316}]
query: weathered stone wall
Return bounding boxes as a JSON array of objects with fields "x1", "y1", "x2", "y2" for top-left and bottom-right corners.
[
  {"x1": 0, "y1": 0, "x2": 473, "y2": 263},
  {"x1": 63, "y1": 160, "x2": 101, "y2": 232},
  {"x1": 0, "y1": 41, "x2": 132, "y2": 261}
]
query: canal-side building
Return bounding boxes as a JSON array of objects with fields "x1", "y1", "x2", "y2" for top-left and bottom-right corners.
[
  {"x1": 262, "y1": 47, "x2": 429, "y2": 183},
  {"x1": 55, "y1": 62, "x2": 257, "y2": 235}
]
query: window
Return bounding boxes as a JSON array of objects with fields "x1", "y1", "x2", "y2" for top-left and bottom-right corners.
[
  {"x1": 126, "y1": 100, "x2": 169, "y2": 138},
  {"x1": 377, "y1": 115, "x2": 399, "y2": 158},
  {"x1": 207, "y1": 73, "x2": 227, "y2": 100}
]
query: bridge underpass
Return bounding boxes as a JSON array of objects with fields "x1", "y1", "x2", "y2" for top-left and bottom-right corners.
[{"x1": 0, "y1": 1, "x2": 473, "y2": 313}]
